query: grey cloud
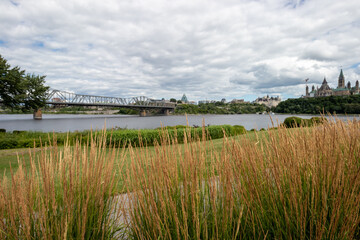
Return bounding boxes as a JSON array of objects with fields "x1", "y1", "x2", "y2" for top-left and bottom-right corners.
[
  {"x1": 1, "y1": 0, "x2": 360, "y2": 102},
  {"x1": 250, "y1": 64, "x2": 302, "y2": 89}
]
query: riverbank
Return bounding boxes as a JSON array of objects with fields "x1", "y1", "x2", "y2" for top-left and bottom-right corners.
[{"x1": 0, "y1": 115, "x2": 329, "y2": 150}]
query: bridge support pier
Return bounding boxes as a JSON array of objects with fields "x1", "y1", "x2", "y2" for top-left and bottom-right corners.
[
  {"x1": 139, "y1": 110, "x2": 147, "y2": 117},
  {"x1": 33, "y1": 109, "x2": 42, "y2": 120},
  {"x1": 162, "y1": 109, "x2": 170, "y2": 116}
]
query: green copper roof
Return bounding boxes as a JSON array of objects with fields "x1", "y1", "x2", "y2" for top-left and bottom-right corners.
[
  {"x1": 181, "y1": 94, "x2": 188, "y2": 103},
  {"x1": 333, "y1": 88, "x2": 349, "y2": 92}
]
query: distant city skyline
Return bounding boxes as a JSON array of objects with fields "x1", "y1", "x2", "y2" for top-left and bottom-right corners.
[{"x1": 1, "y1": 0, "x2": 360, "y2": 102}]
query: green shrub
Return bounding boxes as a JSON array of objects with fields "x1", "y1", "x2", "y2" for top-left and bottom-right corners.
[
  {"x1": 0, "y1": 129, "x2": 6, "y2": 133},
  {"x1": 232, "y1": 125, "x2": 247, "y2": 135},
  {"x1": 17, "y1": 139, "x2": 41, "y2": 148},
  {"x1": 0, "y1": 139, "x2": 18, "y2": 149},
  {"x1": 283, "y1": 116, "x2": 328, "y2": 128},
  {"x1": 107, "y1": 125, "x2": 245, "y2": 148},
  {"x1": 13, "y1": 130, "x2": 26, "y2": 134},
  {"x1": 310, "y1": 116, "x2": 328, "y2": 124},
  {"x1": 283, "y1": 116, "x2": 307, "y2": 128}
]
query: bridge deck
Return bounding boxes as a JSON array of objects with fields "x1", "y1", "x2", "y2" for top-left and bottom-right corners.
[{"x1": 46, "y1": 90, "x2": 175, "y2": 109}]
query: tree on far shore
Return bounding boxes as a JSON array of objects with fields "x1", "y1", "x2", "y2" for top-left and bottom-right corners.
[{"x1": 0, "y1": 55, "x2": 49, "y2": 112}]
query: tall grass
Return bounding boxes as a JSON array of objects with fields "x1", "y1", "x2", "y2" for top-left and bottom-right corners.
[
  {"x1": 0, "y1": 131, "x2": 125, "y2": 239},
  {"x1": 124, "y1": 118, "x2": 360, "y2": 239},
  {"x1": 1, "y1": 118, "x2": 359, "y2": 239}
]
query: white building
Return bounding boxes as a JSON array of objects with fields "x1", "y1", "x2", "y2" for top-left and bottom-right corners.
[{"x1": 254, "y1": 95, "x2": 281, "y2": 107}]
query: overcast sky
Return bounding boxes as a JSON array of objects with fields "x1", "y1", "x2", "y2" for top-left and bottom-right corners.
[{"x1": 1, "y1": 0, "x2": 360, "y2": 102}]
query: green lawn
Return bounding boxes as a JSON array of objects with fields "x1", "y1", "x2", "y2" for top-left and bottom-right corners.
[{"x1": 0, "y1": 148, "x2": 39, "y2": 177}]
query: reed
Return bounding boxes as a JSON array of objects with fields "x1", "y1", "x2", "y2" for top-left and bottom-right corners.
[
  {"x1": 1, "y1": 117, "x2": 359, "y2": 239},
  {"x1": 124, "y1": 118, "x2": 360, "y2": 239},
  {"x1": 0, "y1": 130, "x2": 125, "y2": 239}
]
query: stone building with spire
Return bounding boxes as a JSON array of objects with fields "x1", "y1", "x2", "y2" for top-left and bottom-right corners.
[{"x1": 305, "y1": 69, "x2": 359, "y2": 97}]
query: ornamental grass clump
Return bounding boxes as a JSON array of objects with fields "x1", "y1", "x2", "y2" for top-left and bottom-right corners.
[
  {"x1": 124, "y1": 118, "x2": 360, "y2": 239},
  {"x1": 0, "y1": 131, "x2": 125, "y2": 239}
]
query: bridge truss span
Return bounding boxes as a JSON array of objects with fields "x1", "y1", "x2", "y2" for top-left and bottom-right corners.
[{"x1": 46, "y1": 89, "x2": 175, "y2": 109}]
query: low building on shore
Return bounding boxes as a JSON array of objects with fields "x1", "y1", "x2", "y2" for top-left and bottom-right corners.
[
  {"x1": 254, "y1": 95, "x2": 281, "y2": 107},
  {"x1": 231, "y1": 99, "x2": 246, "y2": 104},
  {"x1": 198, "y1": 100, "x2": 216, "y2": 104}
]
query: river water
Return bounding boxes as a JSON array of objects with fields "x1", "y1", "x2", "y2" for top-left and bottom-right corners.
[{"x1": 0, "y1": 114, "x2": 358, "y2": 132}]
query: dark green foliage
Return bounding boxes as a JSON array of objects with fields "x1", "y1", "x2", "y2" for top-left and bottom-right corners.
[
  {"x1": 23, "y1": 74, "x2": 49, "y2": 110},
  {"x1": 0, "y1": 55, "x2": 49, "y2": 111},
  {"x1": 283, "y1": 117, "x2": 305, "y2": 128},
  {"x1": 156, "y1": 125, "x2": 188, "y2": 130},
  {"x1": 16, "y1": 139, "x2": 41, "y2": 148},
  {"x1": 12, "y1": 130, "x2": 26, "y2": 134},
  {"x1": 283, "y1": 116, "x2": 328, "y2": 128},
  {"x1": 274, "y1": 95, "x2": 360, "y2": 114},
  {"x1": 0, "y1": 139, "x2": 18, "y2": 149},
  {"x1": 175, "y1": 102, "x2": 269, "y2": 114},
  {"x1": 51, "y1": 106, "x2": 93, "y2": 113},
  {"x1": 117, "y1": 108, "x2": 138, "y2": 115},
  {"x1": 0, "y1": 55, "x2": 26, "y2": 110},
  {"x1": 232, "y1": 125, "x2": 247, "y2": 135},
  {"x1": 175, "y1": 104, "x2": 202, "y2": 114},
  {"x1": 0, "y1": 129, "x2": 6, "y2": 133},
  {"x1": 0, "y1": 131, "x2": 89, "y2": 150},
  {"x1": 310, "y1": 116, "x2": 328, "y2": 124},
  {"x1": 0, "y1": 125, "x2": 247, "y2": 149},
  {"x1": 108, "y1": 125, "x2": 241, "y2": 148}
]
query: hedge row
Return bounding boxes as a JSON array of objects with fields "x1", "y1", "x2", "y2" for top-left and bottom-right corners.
[
  {"x1": 0, "y1": 125, "x2": 247, "y2": 150},
  {"x1": 107, "y1": 125, "x2": 246, "y2": 148},
  {"x1": 0, "y1": 131, "x2": 90, "y2": 150}
]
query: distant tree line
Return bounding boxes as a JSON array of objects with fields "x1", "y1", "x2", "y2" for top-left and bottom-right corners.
[
  {"x1": 0, "y1": 55, "x2": 49, "y2": 112},
  {"x1": 274, "y1": 95, "x2": 360, "y2": 114},
  {"x1": 175, "y1": 102, "x2": 269, "y2": 114}
]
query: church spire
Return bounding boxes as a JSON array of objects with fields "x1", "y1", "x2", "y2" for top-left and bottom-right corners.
[
  {"x1": 322, "y1": 77, "x2": 327, "y2": 84},
  {"x1": 338, "y1": 69, "x2": 345, "y2": 88},
  {"x1": 339, "y1": 69, "x2": 344, "y2": 79}
]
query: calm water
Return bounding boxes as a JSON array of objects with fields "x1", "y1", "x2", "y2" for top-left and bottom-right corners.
[{"x1": 0, "y1": 114, "x2": 358, "y2": 132}]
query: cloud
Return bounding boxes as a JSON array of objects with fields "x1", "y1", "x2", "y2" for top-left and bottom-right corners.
[
  {"x1": 0, "y1": 0, "x2": 360, "y2": 101},
  {"x1": 302, "y1": 40, "x2": 340, "y2": 61}
]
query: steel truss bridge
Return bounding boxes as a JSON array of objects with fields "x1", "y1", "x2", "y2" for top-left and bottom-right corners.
[{"x1": 46, "y1": 89, "x2": 175, "y2": 110}]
